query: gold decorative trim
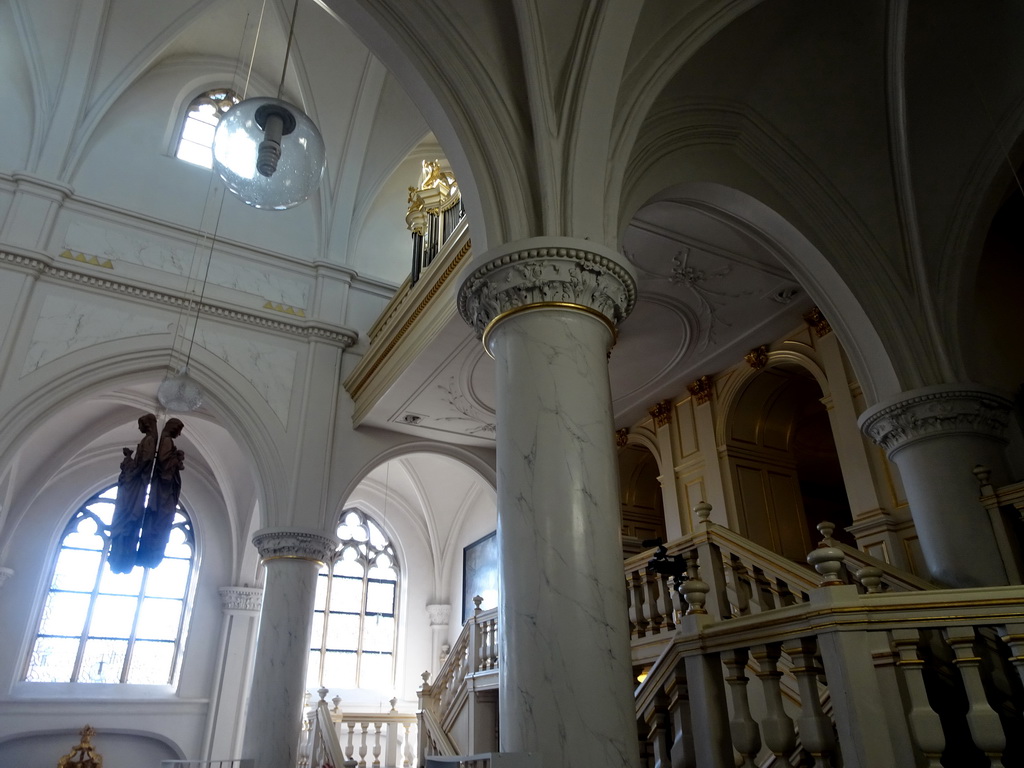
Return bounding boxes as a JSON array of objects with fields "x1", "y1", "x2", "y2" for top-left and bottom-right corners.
[
  {"x1": 480, "y1": 302, "x2": 618, "y2": 358},
  {"x1": 687, "y1": 375, "x2": 714, "y2": 405},
  {"x1": 744, "y1": 344, "x2": 769, "y2": 369},
  {"x1": 59, "y1": 249, "x2": 113, "y2": 269},
  {"x1": 263, "y1": 300, "x2": 306, "y2": 318},
  {"x1": 803, "y1": 306, "x2": 832, "y2": 337},
  {"x1": 615, "y1": 428, "x2": 629, "y2": 447},
  {"x1": 260, "y1": 554, "x2": 329, "y2": 567},
  {"x1": 348, "y1": 238, "x2": 472, "y2": 398},
  {"x1": 649, "y1": 399, "x2": 673, "y2": 428}
]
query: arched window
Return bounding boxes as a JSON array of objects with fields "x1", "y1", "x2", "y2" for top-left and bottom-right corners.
[
  {"x1": 24, "y1": 485, "x2": 196, "y2": 684},
  {"x1": 175, "y1": 88, "x2": 240, "y2": 168},
  {"x1": 308, "y1": 508, "x2": 399, "y2": 691}
]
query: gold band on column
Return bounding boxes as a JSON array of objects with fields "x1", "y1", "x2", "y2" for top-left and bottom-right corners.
[
  {"x1": 260, "y1": 554, "x2": 328, "y2": 567},
  {"x1": 480, "y1": 302, "x2": 618, "y2": 358}
]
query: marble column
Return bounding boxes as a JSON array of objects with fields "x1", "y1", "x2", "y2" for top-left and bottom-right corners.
[
  {"x1": 859, "y1": 384, "x2": 1014, "y2": 587},
  {"x1": 458, "y1": 237, "x2": 640, "y2": 768},
  {"x1": 242, "y1": 528, "x2": 338, "y2": 768}
]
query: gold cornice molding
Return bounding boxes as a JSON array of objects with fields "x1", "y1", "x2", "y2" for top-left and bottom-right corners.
[
  {"x1": 344, "y1": 236, "x2": 473, "y2": 401},
  {"x1": 0, "y1": 249, "x2": 358, "y2": 347}
]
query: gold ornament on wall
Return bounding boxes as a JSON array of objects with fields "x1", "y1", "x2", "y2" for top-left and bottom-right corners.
[
  {"x1": 744, "y1": 344, "x2": 769, "y2": 369},
  {"x1": 648, "y1": 400, "x2": 673, "y2": 428},
  {"x1": 803, "y1": 306, "x2": 832, "y2": 337},
  {"x1": 615, "y1": 428, "x2": 630, "y2": 447},
  {"x1": 687, "y1": 375, "x2": 714, "y2": 405},
  {"x1": 57, "y1": 725, "x2": 103, "y2": 768}
]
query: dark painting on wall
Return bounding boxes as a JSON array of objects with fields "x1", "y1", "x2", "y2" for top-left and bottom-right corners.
[{"x1": 463, "y1": 531, "x2": 498, "y2": 623}]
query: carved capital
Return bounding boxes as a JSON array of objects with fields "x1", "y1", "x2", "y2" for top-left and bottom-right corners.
[
  {"x1": 744, "y1": 344, "x2": 769, "y2": 369},
  {"x1": 426, "y1": 603, "x2": 451, "y2": 626},
  {"x1": 649, "y1": 400, "x2": 673, "y2": 428},
  {"x1": 457, "y1": 241, "x2": 637, "y2": 340},
  {"x1": 219, "y1": 585, "x2": 264, "y2": 612},
  {"x1": 615, "y1": 428, "x2": 629, "y2": 447},
  {"x1": 859, "y1": 385, "x2": 1013, "y2": 458},
  {"x1": 803, "y1": 306, "x2": 832, "y2": 337},
  {"x1": 687, "y1": 375, "x2": 714, "y2": 405},
  {"x1": 252, "y1": 527, "x2": 339, "y2": 566}
]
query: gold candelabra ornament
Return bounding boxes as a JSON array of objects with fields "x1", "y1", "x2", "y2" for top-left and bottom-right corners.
[{"x1": 57, "y1": 726, "x2": 103, "y2": 768}]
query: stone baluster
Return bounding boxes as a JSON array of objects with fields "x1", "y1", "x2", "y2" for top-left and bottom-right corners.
[
  {"x1": 1000, "y1": 623, "x2": 1024, "y2": 689},
  {"x1": 656, "y1": 570, "x2": 677, "y2": 631},
  {"x1": 371, "y1": 721, "x2": 383, "y2": 768},
  {"x1": 752, "y1": 643, "x2": 798, "y2": 767},
  {"x1": 626, "y1": 571, "x2": 641, "y2": 638},
  {"x1": 664, "y1": 660, "x2": 695, "y2": 768},
  {"x1": 642, "y1": 693, "x2": 673, "y2": 768},
  {"x1": 724, "y1": 554, "x2": 752, "y2": 616},
  {"x1": 785, "y1": 637, "x2": 836, "y2": 767},
  {"x1": 944, "y1": 626, "x2": 1006, "y2": 764},
  {"x1": 487, "y1": 616, "x2": 499, "y2": 669},
  {"x1": 722, "y1": 648, "x2": 761, "y2": 768},
  {"x1": 402, "y1": 721, "x2": 413, "y2": 767},
  {"x1": 642, "y1": 567, "x2": 664, "y2": 633},
  {"x1": 891, "y1": 628, "x2": 945, "y2": 766},
  {"x1": 344, "y1": 721, "x2": 356, "y2": 766},
  {"x1": 358, "y1": 721, "x2": 369, "y2": 767}
]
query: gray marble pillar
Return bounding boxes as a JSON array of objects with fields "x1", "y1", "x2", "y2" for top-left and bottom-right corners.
[
  {"x1": 242, "y1": 528, "x2": 338, "y2": 768},
  {"x1": 859, "y1": 384, "x2": 1014, "y2": 587},
  {"x1": 459, "y1": 238, "x2": 640, "y2": 768}
]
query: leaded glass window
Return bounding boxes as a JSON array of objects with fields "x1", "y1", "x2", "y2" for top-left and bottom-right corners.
[
  {"x1": 24, "y1": 485, "x2": 196, "y2": 684},
  {"x1": 175, "y1": 88, "x2": 240, "y2": 168},
  {"x1": 308, "y1": 509, "x2": 399, "y2": 690}
]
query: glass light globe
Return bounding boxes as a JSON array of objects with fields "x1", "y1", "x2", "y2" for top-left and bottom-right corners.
[
  {"x1": 158, "y1": 366, "x2": 203, "y2": 412},
  {"x1": 212, "y1": 97, "x2": 326, "y2": 210}
]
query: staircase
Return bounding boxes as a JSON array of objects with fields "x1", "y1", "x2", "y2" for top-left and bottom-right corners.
[{"x1": 420, "y1": 509, "x2": 1024, "y2": 768}]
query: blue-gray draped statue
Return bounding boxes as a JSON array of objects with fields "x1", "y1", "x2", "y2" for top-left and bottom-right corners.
[
  {"x1": 109, "y1": 414, "x2": 185, "y2": 572},
  {"x1": 108, "y1": 413, "x2": 158, "y2": 573}
]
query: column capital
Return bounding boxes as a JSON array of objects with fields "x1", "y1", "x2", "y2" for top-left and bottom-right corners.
[
  {"x1": 858, "y1": 384, "x2": 1014, "y2": 458},
  {"x1": 457, "y1": 237, "x2": 637, "y2": 341},
  {"x1": 251, "y1": 527, "x2": 339, "y2": 567}
]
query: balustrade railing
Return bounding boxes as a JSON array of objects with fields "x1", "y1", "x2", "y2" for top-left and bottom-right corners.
[
  {"x1": 635, "y1": 582, "x2": 1024, "y2": 768},
  {"x1": 624, "y1": 504, "x2": 934, "y2": 658},
  {"x1": 298, "y1": 688, "x2": 416, "y2": 768},
  {"x1": 418, "y1": 603, "x2": 498, "y2": 761}
]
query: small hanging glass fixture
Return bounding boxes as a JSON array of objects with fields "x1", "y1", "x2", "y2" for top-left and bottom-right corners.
[{"x1": 212, "y1": 0, "x2": 325, "y2": 210}]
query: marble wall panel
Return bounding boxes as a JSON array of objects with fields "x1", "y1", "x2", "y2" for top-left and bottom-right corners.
[
  {"x1": 192, "y1": 325, "x2": 297, "y2": 425},
  {"x1": 23, "y1": 293, "x2": 172, "y2": 374},
  {"x1": 63, "y1": 221, "x2": 312, "y2": 308}
]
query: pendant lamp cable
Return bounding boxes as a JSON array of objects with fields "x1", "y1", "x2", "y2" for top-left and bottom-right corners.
[{"x1": 277, "y1": 0, "x2": 301, "y2": 99}]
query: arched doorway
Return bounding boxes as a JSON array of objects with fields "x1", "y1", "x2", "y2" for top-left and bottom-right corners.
[
  {"x1": 617, "y1": 443, "x2": 666, "y2": 556},
  {"x1": 724, "y1": 364, "x2": 853, "y2": 560}
]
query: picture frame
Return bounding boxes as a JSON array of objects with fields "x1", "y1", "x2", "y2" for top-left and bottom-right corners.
[{"x1": 462, "y1": 531, "x2": 498, "y2": 623}]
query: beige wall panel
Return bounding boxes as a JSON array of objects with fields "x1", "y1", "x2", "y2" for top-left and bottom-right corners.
[
  {"x1": 675, "y1": 397, "x2": 699, "y2": 457},
  {"x1": 734, "y1": 463, "x2": 773, "y2": 547},
  {"x1": 682, "y1": 478, "x2": 707, "y2": 525},
  {"x1": 767, "y1": 469, "x2": 808, "y2": 558}
]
